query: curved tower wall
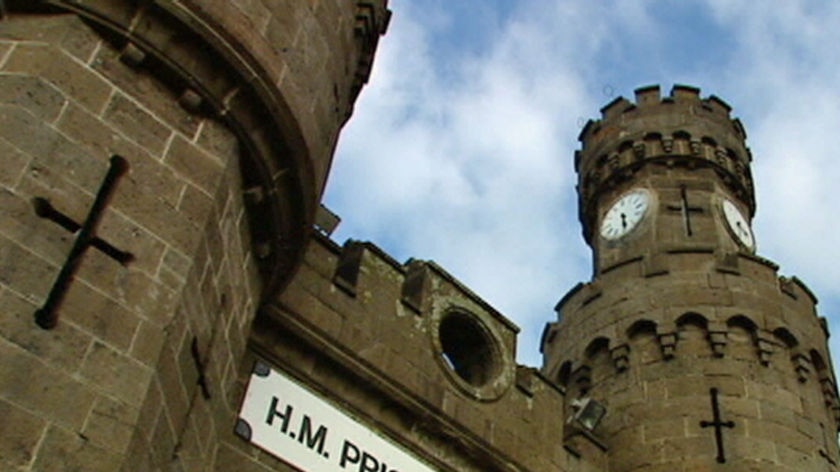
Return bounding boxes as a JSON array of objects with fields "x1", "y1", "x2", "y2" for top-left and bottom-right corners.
[
  {"x1": 0, "y1": 2, "x2": 388, "y2": 470},
  {"x1": 542, "y1": 85, "x2": 840, "y2": 470}
]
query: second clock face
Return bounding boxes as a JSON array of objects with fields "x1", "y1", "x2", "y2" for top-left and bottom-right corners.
[
  {"x1": 600, "y1": 189, "x2": 650, "y2": 241},
  {"x1": 721, "y1": 199, "x2": 755, "y2": 251}
]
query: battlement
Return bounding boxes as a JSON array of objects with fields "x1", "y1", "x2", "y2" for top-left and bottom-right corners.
[
  {"x1": 548, "y1": 249, "x2": 823, "y2": 349},
  {"x1": 254, "y1": 232, "x2": 585, "y2": 471},
  {"x1": 298, "y1": 233, "x2": 523, "y2": 400},
  {"x1": 592, "y1": 85, "x2": 734, "y2": 126},
  {"x1": 575, "y1": 86, "x2": 755, "y2": 230},
  {"x1": 579, "y1": 85, "x2": 741, "y2": 147},
  {"x1": 542, "y1": 249, "x2": 839, "y2": 430}
]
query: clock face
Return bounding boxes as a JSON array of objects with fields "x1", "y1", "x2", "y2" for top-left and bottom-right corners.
[
  {"x1": 721, "y1": 199, "x2": 755, "y2": 250},
  {"x1": 600, "y1": 189, "x2": 650, "y2": 241}
]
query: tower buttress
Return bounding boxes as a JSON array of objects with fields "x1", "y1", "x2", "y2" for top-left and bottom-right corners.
[{"x1": 543, "y1": 85, "x2": 840, "y2": 470}]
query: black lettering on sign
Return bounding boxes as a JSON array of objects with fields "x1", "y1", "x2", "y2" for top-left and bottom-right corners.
[
  {"x1": 297, "y1": 415, "x2": 328, "y2": 457},
  {"x1": 360, "y1": 451, "x2": 379, "y2": 472},
  {"x1": 339, "y1": 440, "x2": 399, "y2": 472},
  {"x1": 266, "y1": 396, "x2": 292, "y2": 434},
  {"x1": 340, "y1": 440, "x2": 360, "y2": 468}
]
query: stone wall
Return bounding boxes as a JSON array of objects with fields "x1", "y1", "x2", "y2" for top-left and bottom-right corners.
[
  {"x1": 544, "y1": 251, "x2": 839, "y2": 470},
  {"x1": 244, "y1": 234, "x2": 604, "y2": 472},
  {"x1": 0, "y1": 12, "x2": 254, "y2": 470},
  {"x1": 0, "y1": 1, "x2": 389, "y2": 470}
]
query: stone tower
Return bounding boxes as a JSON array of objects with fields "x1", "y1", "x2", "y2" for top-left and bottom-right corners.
[
  {"x1": 542, "y1": 85, "x2": 840, "y2": 470},
  {"x1": 5, "y1": 3, "x2": 840, "y2": 470},
  {"x1": 0, "y1": 1, "x2": 389, "y2": 470}
]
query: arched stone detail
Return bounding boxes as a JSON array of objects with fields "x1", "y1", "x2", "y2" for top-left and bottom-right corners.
[
  {"x1": 643, "y1": 132, "x2": 662, "y2": 141},
  {"x1": 572, "y1": 364, "x2": 592, "y2": 397},
  {"x1": 701, "y1": 136, "x2": 718, "y2": 147},
  {"x1": 812, "y1": 349, "x2": 828, "y2": 372},
  {"x1": 673, "y1": 130, "x2": 692, "y2": 140},
  {"x1": 810, "y1": 350, "x2": 840, "y2": 410},
  {"x1": 557, "y1": 361, "x2": 573, "y2": 388},
  {"x1": 618, "y1": 140, "x2": 634, "y2": 155},
  {"x1": 627, "y1": 319, "x2": 658, "y2": 338},
  {"x1": 676, "y1": 312, "x2": 712, "y2": 358},
  {"x1": 584, "y1": 337, "x2": 611, "y2": 359},
  {"x1": 626, "y1": 319, "x2": 660, "y2": 366},
  {"x1": 582, "y1": 337, "x2": 612, "y2": 390},
  {"x1": 726, "y1": 315, "x2": 759, "y2": 361},
  {"x1": 773, "y1": 327, "x2": 800, "y2": 349},
  {"x1": 767, "y1": 327, "x2": 802, "y2": 376}
]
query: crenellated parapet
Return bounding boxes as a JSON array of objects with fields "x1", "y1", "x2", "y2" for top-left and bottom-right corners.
[
  {"x1": 253, "y1": 232, "x2": 595, "y2": 471},
  {"x1": 542, "y1": 250, "x2": 840, "y2": 433},
  {"x1": 541, "y1": 85, "x2": 840, "y2": 469},
  {"x1": 576, "y1": 85, "x2": 755, "y2": 243},
  {"x1": 352, "y1": 1, "x2": 392, "y2": 108}
]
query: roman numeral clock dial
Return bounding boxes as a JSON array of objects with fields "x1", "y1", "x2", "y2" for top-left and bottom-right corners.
[{"x1": 599, "y1": 189, "x2": 651, "y2": 241}]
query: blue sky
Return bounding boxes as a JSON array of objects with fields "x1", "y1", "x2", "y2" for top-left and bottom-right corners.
[{"x1": 325, "y1": 0, "x2": 840, "y2": 367}]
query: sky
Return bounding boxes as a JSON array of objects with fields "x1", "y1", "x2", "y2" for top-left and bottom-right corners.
[{"x1": 324, "y1": 0, "x2": 840, "y2": 368}]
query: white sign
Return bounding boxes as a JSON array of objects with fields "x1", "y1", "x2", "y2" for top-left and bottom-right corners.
[{"x1": 236, "y1": 362, "x2": 438, "y2": 472}]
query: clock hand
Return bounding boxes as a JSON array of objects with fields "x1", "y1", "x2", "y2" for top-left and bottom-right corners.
[{"x1": 621, "y1": 213, "x2": 627, "y2": 229}]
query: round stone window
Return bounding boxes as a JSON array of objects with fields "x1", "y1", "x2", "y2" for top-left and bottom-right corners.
[{"x1": 433, "y1": 308, "x2": 510, "y2": 400}]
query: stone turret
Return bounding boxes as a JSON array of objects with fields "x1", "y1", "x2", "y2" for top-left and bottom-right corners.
[
  {"x1": 0, "y1": 1, "x2": 388, "y2": 469},
  {"x1": 542, "y1": 85, "x2": 840, "y2": 470},
  {"x1": 573, "y1": 85, "x2": 758, "y2": 275},
  {"x1": 576, "y1": 85, "x2": 754, "y2": 242}
]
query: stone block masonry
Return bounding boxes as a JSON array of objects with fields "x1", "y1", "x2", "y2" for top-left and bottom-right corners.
[
  {"x1": 544, "y1": 86, "x2": 840, "y2": 471},
  {"x1": 245, "y1": 234, "x2": 592, "y2": 472},
  {"x1": 0, "y1": 12, "x2": 259, "y2": 470},
  {"x1": 0, "y1": 1, "x2": 390, "y2": 470},
  {"x1": 8, "y1": 4, "x2": 824, "y2": 472}
]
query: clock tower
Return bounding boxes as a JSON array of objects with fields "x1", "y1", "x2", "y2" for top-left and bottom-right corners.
[{"x1": 542, "y1": 85, "x2": 840, "y2": 470}]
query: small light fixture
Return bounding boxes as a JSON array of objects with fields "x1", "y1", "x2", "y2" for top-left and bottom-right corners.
[{"x1": 568, "y1": 397, "x2": 607, "y2": 431}]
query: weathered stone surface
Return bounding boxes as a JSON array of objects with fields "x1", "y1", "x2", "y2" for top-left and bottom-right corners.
[
  {"x1": 0, "y1": 3, "x2": 389, "y2": 471},
  {"x1": 32, "y1": 425, "x2": 122, "y2": 472},
  {"x1": 103, "y1": 92, "x2": 173, "y2": 157},
  {"x1": 0, "y1": 74, "x2": 66, "y2": 122},
  {"x1": 0, "y1": 338, "x2": 97, "y2": 430},
  {"x1": 0, "y1": 288, "x2": 92, "y2": 372},
  {"x1": 11, "y1": 4, "x2": 833, "y2": 472},
  {"x1": 0, "y1": 137, "x2": 28, "y2": 188},
  {"x1": 0, "y1": 397, "x2": 47, "y2": 470},
  {"x1": 80, "y1": 341, "x2": 153, "y2": 405},
  {"x1": 3, "y1": 42, "x2": 113, "y2": 113},
  {"x1": 81, "y1": 395, "x2": 141, "y2": 454},
  {"x1": 91, "y1": 42, "x2": 200, "y2": 138}
]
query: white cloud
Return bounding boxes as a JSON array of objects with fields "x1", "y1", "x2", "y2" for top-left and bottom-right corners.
[
  {"x1": 327, "y1": 0, "x2": 840, "y2": 367},
  {"x1": 703, "y1": 0, "x2": 840, "y2": 297}
]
